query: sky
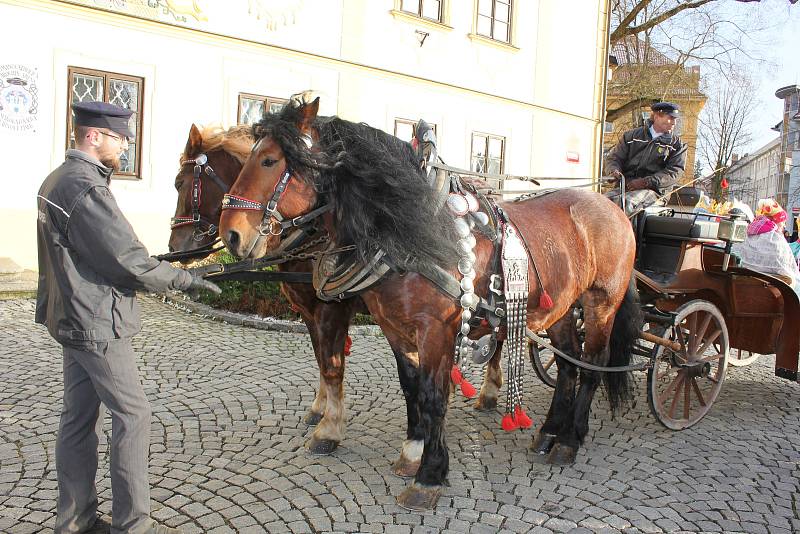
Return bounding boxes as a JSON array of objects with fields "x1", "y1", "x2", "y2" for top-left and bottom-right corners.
[{"x1": 746, "y1": 4, "x2": 800, "y2": 152}]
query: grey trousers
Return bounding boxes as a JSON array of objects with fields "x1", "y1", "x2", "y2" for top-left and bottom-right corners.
[
  {"x1": 55, "y1": 338, "x2": 155, "y2": 534},
  {"x1": 605, "y1": 188, "x2": 661, "y2": 216}
]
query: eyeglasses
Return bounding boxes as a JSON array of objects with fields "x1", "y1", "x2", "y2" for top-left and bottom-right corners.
[{"x1": 99, "y1": 131, "x2": 128, "y2": 144}]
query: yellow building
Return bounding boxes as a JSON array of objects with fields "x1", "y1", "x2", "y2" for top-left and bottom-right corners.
[
  {"x1": 603, "y1": 38, "x2": 706, "y2": 183},
  {"x1": 1, "y1": 0, "x2": 614, "y2": 269}
]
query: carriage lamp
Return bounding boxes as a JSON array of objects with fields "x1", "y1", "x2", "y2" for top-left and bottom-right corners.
[{"x1": 717, "y1": 213, "x2": 748, "y2": 271}]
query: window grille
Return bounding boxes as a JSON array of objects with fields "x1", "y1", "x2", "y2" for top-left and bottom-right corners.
[{"x1": 67, "y1": 67, "x2": 144, "y2": 179}]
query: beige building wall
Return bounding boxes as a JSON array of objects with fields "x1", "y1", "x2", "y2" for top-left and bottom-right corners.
[{"x1": 0, "y1": 0, "x2": 610, "y2": 270}]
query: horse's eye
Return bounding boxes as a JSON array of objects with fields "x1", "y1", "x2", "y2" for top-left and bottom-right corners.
[{"x1": 262, "y1": 158, "x2": 277, "y2": 168}]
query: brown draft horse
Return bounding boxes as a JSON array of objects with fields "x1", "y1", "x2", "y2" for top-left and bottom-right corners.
[
  {"x1": 218, "y1": 97, "x2": 641, "y2": 510},
  {"x1": 168, "y1": 124, "x2": 506, "y2": 463}
]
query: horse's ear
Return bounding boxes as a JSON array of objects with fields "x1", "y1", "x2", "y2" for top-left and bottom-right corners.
[
  {"x1": 298, "y1": 97, "x2": 320, "y2": 131},
  {"x1": 186, "y1": 124, "x2": 202, "y2": 155}
]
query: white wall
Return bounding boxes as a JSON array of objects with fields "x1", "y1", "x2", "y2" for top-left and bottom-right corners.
[{"x1": 0, "y1": 0, "x2": 607, "y2": 270}]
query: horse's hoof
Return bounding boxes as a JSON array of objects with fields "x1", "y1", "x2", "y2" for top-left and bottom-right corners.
[
  {"x1": 392, "y1": 456, "x2": 420, "y2": 478},
  {"x1": 474, "y1": 396, "x2": 497, "y2": 411},
  {"x1": 307, "y1": 437, "x2": 339, "y2": 456},
  {"x1": 530, "y1": 432, "x2": 557, "y2": 457},
  {"x1": 397, "y1": 484, "x2": 442, "y2": 511},
  {"x1": 304, "y1": 411, "x2": 323, "y2": 426},
  {"x1": 547, "y1": 443, "x2": 577, "y2": 465}
]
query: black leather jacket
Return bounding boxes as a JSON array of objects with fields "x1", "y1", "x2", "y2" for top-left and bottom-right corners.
[
  {"x1": 605, "y1": 121, "x2": 688, "y2": 194},
  {"x1": 36, "y1": 149, "x2": 192, "y2": 346}
]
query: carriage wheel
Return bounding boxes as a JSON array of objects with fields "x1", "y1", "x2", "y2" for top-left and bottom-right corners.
[
  {"x1": 528, "y1": 307, "x2": 584, "y2": 389},
  {"x1": 529, "y1": 337, "x2": 557, "y2": 388},
  {"x1": 728, "y1": 348, "x2": 760, "y2": 367},
  {"x1": 647, "y1": 300, "x2": 729, "y2": 430}
]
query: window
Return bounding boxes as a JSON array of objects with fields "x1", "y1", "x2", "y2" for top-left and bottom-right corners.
[
  {"x1": 393, "y1": 118, "x2": 437, "y2": 143},
  {"x1": 67, "y1": 67, "x2": 143, "y2": 179},
  {"x1": 238, "y1": 93, "x2": 288, "y2": 125},
  {"x1": 476, "y1": 0, "x2": 512, "y2": 43},
  {"x1": 400, "y1": 0, "x2": 442, "y2": 22},
  {"x1": 604, "y1": 121, "x2": 614, "y2": 133},
  {"x1": 471, "y1": 132, "x2": 504, "y2": 174}
]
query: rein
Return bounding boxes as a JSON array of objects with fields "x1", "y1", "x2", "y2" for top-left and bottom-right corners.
[{"x1": 170, "y1": 153, "x2": 230, "y2": 241}]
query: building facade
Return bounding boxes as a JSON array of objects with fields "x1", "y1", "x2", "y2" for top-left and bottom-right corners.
[
  {"x1": 724, "y1": 138, "x2": 782, "y2": 211},
  {"x1": 775, "y1": 85, "x2": 800, "y2": 231},
  {"x1": 1, "y1": 0, "x2": 612, "y2": 270}
]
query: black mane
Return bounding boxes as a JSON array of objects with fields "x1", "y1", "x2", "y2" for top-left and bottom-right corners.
[{"x1": 253, "y1": 105, "x2": 459, "y2": 271}]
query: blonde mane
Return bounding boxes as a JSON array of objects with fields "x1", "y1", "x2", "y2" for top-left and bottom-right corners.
[{"x1": 184, "y1": 124, "x2": 254, "y2": 164}]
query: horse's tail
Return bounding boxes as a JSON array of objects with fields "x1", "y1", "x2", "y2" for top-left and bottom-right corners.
[{"x1": 603, "y1": 275, "x2": 642, "y2": 414}]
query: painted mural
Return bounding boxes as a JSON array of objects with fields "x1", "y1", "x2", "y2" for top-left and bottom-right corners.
[{"x1": 63, "y1": 0, "x2": 306, "y2": 32}]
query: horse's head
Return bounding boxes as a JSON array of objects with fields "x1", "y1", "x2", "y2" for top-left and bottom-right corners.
[
  {"x1": 220, "y1": 97, "x2": 321, "y2": 259},
  {"x1": 168, "y1": 124, "x2": 252, "y2": 261}
]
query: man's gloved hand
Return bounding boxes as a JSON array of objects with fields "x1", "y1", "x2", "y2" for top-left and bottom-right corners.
[
  {"x1": 625, "y1": 177, "x2": 650, "y2": 192},
  {"x1": 186, "y1": 272, "x2": 222, "y2": 297}
]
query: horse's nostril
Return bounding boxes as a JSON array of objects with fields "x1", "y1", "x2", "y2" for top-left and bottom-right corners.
[{"x1": 227, "y1": 230, "x2": 240, "y2": 248}]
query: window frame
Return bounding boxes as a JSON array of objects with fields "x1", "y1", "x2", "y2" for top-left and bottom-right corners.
[
  {"x1": 470, "y1": 131, "x2": 505, "y2": 176},
  {"x1": 66, "y1": 66, "x2": 144, "y2": 180},
  {"x1": 399, "y1": 0, "x2": 443, "y2": 23},
  {"x1": 475, "y1": 0, "x2": 513, "y2": 44},
  {"x1": 237, "y1": 93, "x2": 288, "y2": 125},
  {"x1": 393, "y1": 118, "x2": 438, "y2": 143}
]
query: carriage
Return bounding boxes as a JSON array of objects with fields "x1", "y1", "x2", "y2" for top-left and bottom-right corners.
[
  {"x1": 529, "y1": 188, "x2": 800, "y2": 430},
  {"x1": 168, "y1": 98, "x2": 800, "y2": 510}
]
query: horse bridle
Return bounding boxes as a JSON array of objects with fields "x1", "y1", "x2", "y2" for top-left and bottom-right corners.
[
  {"x1": 170, "y1": 153, "x2": 230, "y2": 241},
  {"x1": 221, "y1": 166, "x2": 332, "y2": 236}
]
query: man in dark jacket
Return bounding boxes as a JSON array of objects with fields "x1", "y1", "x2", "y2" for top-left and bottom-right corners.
[
  {"x1": 36, "y1": 101, "x2": 220, "y2": 534},
  {"x1": 605, "y1": 101, "x2": 688, "y2": 215}
]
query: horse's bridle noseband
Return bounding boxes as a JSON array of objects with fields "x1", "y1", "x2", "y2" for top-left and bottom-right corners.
[
  {"x1": 221, "y1": 168, "x2": 333, "y2": 236},
  {"x1": 170, "y1": 153, "x2": 230, "y2": 241}
]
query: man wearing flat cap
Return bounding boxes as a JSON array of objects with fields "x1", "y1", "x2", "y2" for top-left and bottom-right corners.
[
  {"x1": 605, "y1": 101, "x2": 688, "y2": 215},
  {"x1": 36, "y1": 101, "x2": 220, "y2": 534}
]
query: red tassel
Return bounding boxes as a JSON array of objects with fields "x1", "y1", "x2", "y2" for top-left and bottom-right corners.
[
  {"x1": 460, "y1": 380, "x2": 477, "y2": 398},
  {"x1": 514, "y1": 406, "x2": 533, "y2": 429},
  {"x1": 501, "y1": 413, "x2": 519, "y2": 432},
  {"x1": 721, "y1": 177, "x2": 729, "y2": 189},
  {"x1": 539, "y1": 290, "x2": 554, "y2": 309},
  {"x1": 343, "y1": 335, "x2": 352, "y2": 356},
  {"x1": 411, "y1": 137, "x2": 419, "y2": 150},
  {"x1": 450, "y1": 365, "x2": 463, "y2": 385}
]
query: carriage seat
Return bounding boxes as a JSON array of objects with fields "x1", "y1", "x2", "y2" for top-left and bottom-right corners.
[{"x1": 636, "y1": 214, "x2": 721, "y2": 283}]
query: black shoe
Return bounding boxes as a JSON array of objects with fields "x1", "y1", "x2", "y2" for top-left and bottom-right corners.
[{"x1": 83, "y1": 517, "x2": 111, "y2": 534}]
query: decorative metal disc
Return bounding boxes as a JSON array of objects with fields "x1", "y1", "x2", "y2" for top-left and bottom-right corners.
[
  {"x1": 465, "y1": 193, "x2": 479, "y2": 213},
  {"x1": 460, "y1": 277, "x2": 474, "y2": 292},
  {"x1": 195, "y1": 153, "x2": 208, "y2": 165},
  {"x1": 454, "y1": 217, "x2": 471, "y2": 238},
  {"x1": 446, "y1": 194, "x2": 469, "y2": 216},
  {"x1": 457, "y1": 238, "x2": 473, "y2": 255},
  {"x1": 457, "y1": 258, "x2": 474, "y2": 275},
  {"x1": 471, "y1": 334, "x2": 497, "y2": 365},
  {"x1": 473, "y1": 211, "x2": 489, "y2": 226}
]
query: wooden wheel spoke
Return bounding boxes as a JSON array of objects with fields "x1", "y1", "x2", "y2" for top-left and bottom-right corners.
[
  {"x1": 695, "y1": 328, "x2": 722, "y2": 357},
  {"x1": 683, "y1": 375, "x2": 691, "y2": 420},
  {"x1": 691, "y1": 378, "x2": 707, "y2": 407},
  {"x1": 666, "y1": 374, "x2": 686, "y2": 418},
  {"x1": 543, "y1": 355, "x2": 556, "y2": 371},
  {"x1": 686, "y1": 313, "x2": 698, "y2": 353},
  {"x1": 694, "y1": 313, "x2": 713, "y2": 350}
]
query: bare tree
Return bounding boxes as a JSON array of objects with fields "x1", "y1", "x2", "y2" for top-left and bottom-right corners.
[
  {"x1": 697, "y1": 72, "x2": 755, "y2": 200},
  {"x1": 607, "y1": 0, "x2": 786, "y2": 120}
]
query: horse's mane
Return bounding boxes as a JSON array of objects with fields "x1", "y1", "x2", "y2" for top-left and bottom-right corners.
[
  {"x1": 185, "y1": 125, "x2": 254, "y2": 164},
  {"x1": 253, "y1": 105, "x2": 459, "y2": 271}
]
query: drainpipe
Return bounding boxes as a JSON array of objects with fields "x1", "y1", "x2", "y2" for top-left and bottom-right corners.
[{"x1": 596, "y1": 0, "x2": 613, "y2": 191}]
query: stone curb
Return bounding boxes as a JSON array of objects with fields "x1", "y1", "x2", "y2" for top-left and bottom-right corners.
[{"x1": 160, "y1": 292, "x2": 385, "y2": 337}]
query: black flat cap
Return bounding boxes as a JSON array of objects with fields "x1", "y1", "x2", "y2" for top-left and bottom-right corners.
[
  {"x1": 651, "y1": 101, "x2": 680, "y2": 118},
  {"x1": 72, "y1": 101, "x2": 135, "y2": 138}
]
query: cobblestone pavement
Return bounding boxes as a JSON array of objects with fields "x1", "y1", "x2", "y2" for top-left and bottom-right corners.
[{"x1": 1, "y1": 297, "x2": 799, "y2": 534}]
